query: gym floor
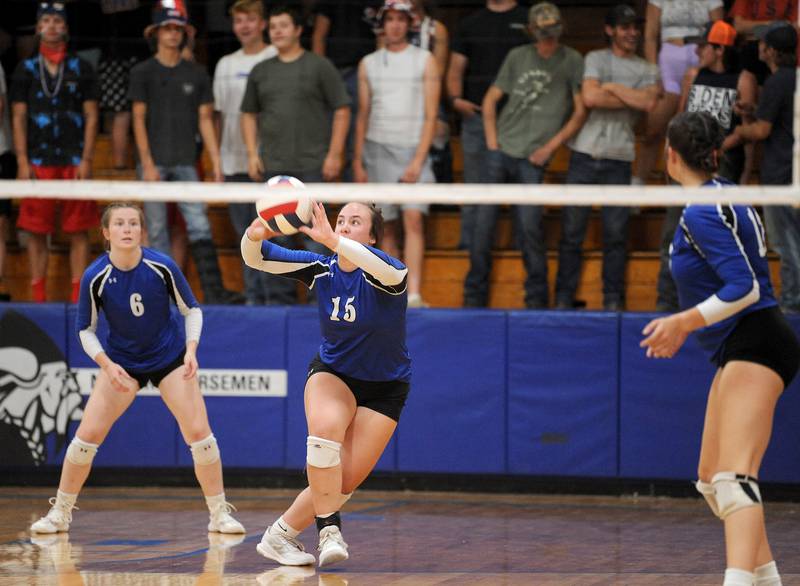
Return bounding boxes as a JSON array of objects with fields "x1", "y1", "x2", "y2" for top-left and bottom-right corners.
[{"x1": 1, "y1": 486, "x2": 799, "y2": 585}]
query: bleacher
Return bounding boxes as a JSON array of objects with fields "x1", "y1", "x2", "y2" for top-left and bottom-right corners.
[
  {"x1": 2, "y1": 1, "x2": 783, "y2": 308},
  {"x1": 3, "y1": 131, "x2": 782, "y2": 309}
]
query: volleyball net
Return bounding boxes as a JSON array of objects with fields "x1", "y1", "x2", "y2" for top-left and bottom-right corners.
[{"x1": 0, "y1": 179, "x2": 798, "y2": 207}]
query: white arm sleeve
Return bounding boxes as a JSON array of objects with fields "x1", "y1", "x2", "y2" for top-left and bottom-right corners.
[
  {"x1": 335, "y1": 237, "x2": 408, "y2": 286},
  {"x1": 696, "y1": 280, "x2": 760, "y2": 326},
  {"x1": 241, "y1": 234, "x2": 266, "y2": 270},
  {"x1": 79, "y1": 329, "x2": 105, "y2": 361},
  {"x1": 184, "y1": 307, "x2": 203, "y2": 343}
]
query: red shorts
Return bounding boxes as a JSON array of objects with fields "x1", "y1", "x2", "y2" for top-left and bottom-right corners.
[{"x1": 16, "y1": 166, "x2": 99, "y2": 234}]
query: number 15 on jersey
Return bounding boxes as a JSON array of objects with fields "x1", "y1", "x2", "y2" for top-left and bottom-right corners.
[{"x1": 330, "y1": 296, "x2": 356, "y2": 322}]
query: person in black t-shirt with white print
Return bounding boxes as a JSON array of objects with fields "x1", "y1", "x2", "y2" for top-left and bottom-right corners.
[
  {"x1": 446, "y1": 0, "x2": 529, "y2": 249},
  {"x1": 128, "y1": 4, "x2": 244, "y2": 305}
]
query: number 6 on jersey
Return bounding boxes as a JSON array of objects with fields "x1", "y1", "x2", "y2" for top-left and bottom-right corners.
[{"x1": 130, "y1": 293, "x2": 144, "y2": 317}]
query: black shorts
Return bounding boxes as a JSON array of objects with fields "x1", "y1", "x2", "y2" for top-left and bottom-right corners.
[
  {"x1": 128, "y1": 351, "x2": 185, "y2": 390},
  {"x1": 715, "y1": 306, "x2": 800, "y2": 388},
  {"x1": 307, "y1": 355, "x2": 410, "y2": 422}
]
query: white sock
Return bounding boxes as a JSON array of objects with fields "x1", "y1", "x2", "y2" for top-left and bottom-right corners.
[
  {"x1": 205, "y1": 492, "x2": 226, "y2": 511},
  {"x1": 55, "y1": 490, "x2": 77, "y2": 509},
  {"x1": 269, "y1": 515, "x2": 300, "y2": 539},
  {"x1": 755, "y1": 561, "x2": 782, "y2": 586},
  {"x1": 724, "y1": 568, "x2": 755, "y2": 586}
]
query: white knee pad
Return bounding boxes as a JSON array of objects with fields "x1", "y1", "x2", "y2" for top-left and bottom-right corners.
[
  {"x1": 190, "y1": 434, "x2": 220, "y2": 466},
  {"x1": 695, "y1": 479, "x2": 720, "y2": 518},
  {"x1": 712, "y1": 471, "x2": 762, "y2": 520},
  {"x1": 306, "y1": 436, "x2": 341, "y2": 468},
  {"x1": 66, "y1": 437, "x2": 98, "y2": 466}
]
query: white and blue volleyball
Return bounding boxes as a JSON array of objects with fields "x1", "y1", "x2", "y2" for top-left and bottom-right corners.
[{"x1": 256, "y1": 175, "x2": 314, "y2": 235}]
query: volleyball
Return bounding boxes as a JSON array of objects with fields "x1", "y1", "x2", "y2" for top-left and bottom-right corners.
[{"x1": 255, "y1": 175, "x2": 314, "y2": 235}]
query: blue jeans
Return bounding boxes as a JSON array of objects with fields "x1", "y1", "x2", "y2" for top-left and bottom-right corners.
[
  {"x1": 557, "y1": 152, "x2": 632, "y2": 307},
  {"x1": 141, "y1": 165, "x2": 213, "y2": 254},
  {"x1": 459, "y1": 114, "x2": 488, "y2": 249},
  {"x1": 464, "y1": 150, "x2": 546, "y2": 308},
  {"x1": 763, "y1": 205, "x2": 800, "y2": 309}
]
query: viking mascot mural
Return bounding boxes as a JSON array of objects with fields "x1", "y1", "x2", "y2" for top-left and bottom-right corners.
[{"x1": 0, "y1": 310, "x2": 84, "y2": 466}]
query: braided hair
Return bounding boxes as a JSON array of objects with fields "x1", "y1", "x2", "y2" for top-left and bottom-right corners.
[{"x1": 667, "y1": 111, "x2": 725, "y2": 174}]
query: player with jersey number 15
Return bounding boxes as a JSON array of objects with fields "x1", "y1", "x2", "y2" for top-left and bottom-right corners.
[
  {"x1": 30, "y1": 202, "x2": 244, "y2": 538},
  {"x1": 242, "y1": 197, "x2": 411, "y2": 568}
]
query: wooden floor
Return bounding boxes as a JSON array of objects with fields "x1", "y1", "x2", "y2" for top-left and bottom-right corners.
[{"x1": 2, "y1": 487, "x2": 799, "y2": 585}]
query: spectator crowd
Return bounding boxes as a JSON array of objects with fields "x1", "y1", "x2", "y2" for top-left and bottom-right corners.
[{"x1": 0, "y1": 0, "x2": 797, "y2": 312}]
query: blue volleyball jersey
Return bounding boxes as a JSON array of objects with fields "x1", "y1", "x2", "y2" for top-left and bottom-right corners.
[
  {"x1": 76, "y1": 248, "x2": 200, "y2": 371},
  {"x1": 670, "y1": 178, "x2": 777, "y2": 358},
  {"x1": 250, "y1": 239, "x2": 411, "y2": 382}
]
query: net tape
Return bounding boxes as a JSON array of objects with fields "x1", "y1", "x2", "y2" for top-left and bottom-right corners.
[{"x1": 0, "y1": 180, "x2": 798, "y2": 206}]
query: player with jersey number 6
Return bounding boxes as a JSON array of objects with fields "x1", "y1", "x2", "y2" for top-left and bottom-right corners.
[
  {"x1": 30, "y1": 202, "x2": 244, "y2": 537},
  {"x1": 242, "y1": 199, "x2": 411, "y2": 568},
  {"x1": 641, "y1": 111, "x2": 800, "y2": 586}
]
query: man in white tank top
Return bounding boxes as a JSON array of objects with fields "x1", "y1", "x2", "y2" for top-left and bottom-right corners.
[{"x1": 354, "y1": 0, "x2": 440, "y2": 308}]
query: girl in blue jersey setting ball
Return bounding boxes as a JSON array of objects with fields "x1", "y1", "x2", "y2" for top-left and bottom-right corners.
[
  {"x1": 641, "y1": 111, "x2": 799, "y2": 586},
  {"x1": 31, "y1": 203, "x2": 244, "y2": 536},
  {"x1": 242, "y1": 200, "x2": 411, "y2": 568}
]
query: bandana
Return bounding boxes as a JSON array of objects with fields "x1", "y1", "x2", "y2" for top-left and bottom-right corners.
[{"x1": 40, "y1": 41, "x2": 66, "y2": 64}]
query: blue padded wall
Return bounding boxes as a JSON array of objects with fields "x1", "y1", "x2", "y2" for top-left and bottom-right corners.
[
  {"x1": 619, "y1": 314, "x2": 713, "y2": 480},
  {"x1": 2, "y1": 303, "x2": 799, "y2": 485},
  {"x1": 397, "y1": 310, "x2": 507, "y2": 473},
  {"x1": 178, "y1": 306, "x2": 288, "y2": 468},
  {"x1": 507, "y1": 312, "x2": 619, "y2": 477}
]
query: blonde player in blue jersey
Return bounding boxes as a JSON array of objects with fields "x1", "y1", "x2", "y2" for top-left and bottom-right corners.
[
  {"x1": 242, "y1": 199, "x2": 410, "y2": 568},
  {"x1": 30, "y1": 202, "x2": 244, "y2": 536},
  {"x1": 641, "y1": 111, "x2": 800, "y2": 586}
]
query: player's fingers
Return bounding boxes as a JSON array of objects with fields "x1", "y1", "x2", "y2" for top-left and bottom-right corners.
[{"x1": 642, "y1": 320, "x2": 658, "y2": 335}]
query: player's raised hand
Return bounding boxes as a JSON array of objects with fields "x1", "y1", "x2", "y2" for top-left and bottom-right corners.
[
  {"x1": 246, "y1": 218, "x2": 280, "y2": 242},
  {"x1": 299, "y1": 202, "x2": 339, "y2": 251}
]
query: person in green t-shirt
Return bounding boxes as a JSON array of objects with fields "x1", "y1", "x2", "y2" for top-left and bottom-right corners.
[
  {"x1": 463, "y1": 1, "x2": 586, "y2": 309},
  {"x1": 240, "y1": 6, "x2": 350, "y2": 183}
]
